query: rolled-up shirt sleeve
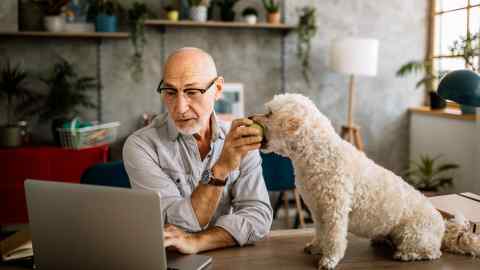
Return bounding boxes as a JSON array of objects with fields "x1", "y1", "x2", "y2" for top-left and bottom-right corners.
[
  {"x1": 214, "y1": 150, "x2": 273, "y2": 246},
  {"x1": 122, "y1": 135, "x2": 202, "y2": 232}
]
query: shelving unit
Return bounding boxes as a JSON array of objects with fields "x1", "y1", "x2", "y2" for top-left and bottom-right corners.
[
  {"x1": 144, "y1": 20, "x2": 295, "y2": 31},
  {"x1": 0, "y1": 31, "x2": 129, "y2": 39}
]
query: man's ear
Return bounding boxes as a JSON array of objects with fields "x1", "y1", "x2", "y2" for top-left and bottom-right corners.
[{"x1": 214, "y1": 76, "x2": 224, "y2": 101}]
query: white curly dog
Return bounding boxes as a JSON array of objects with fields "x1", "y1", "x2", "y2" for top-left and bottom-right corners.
[{"x1": 251, "y1": 93, "x2": 480, "y2": 269}]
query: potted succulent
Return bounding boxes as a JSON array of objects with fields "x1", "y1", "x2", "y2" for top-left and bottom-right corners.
[
  {"x1": 189, "y1": 0, "x2": 209, "y2": 22},
  {"x1": 396, "y1": 60, "x2": 447, "y2": 110},
  {"x1": 89, "y1": 0, "x2": 123, "y2": 32},
  {"x1": 43, "y1": 0, "x2": 70, "y2": 32},
  {"x1": 215, "y1": 0, "x2": 238, "y2": 22},
  {"x1": 164, "y1": 4, "x2": 179, "y2": 21},
  {"x1": 0, "y1": 59, "x2": 36, "y2": 147},
  {"x1": 28, "y1": 58, "x2": 97, "y2": 145},
  {"x1": 404, "y1": 154, "x2": 459, "y2": 196},
  {"x1": 262, "y1": 0, "x2": 280, "y2": 24},
  {"x1": 242, "y1": 7, "x2": 258, "y2": 24}
]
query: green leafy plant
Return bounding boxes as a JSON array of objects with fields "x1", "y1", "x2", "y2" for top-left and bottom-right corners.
[
  {"x1": 0, "y1": 59, "x2": 37, "y2": 126},
  {"x1": 262, "y1": 0, "x2": 279, "y2": 13},
  {"x1": 127, "y1": 2, "x2": 154, "y2": 82},
  {"x1": 404, "y1": 155, "x2": 459, "y2": 192},
  {"x1": 449, "y1": 31, "x2": 479, "y2": 72},
  {"x1": 29, "y1": 58, "x2": 97, "y2": 121},
  {"x1": 87, "y1": 0, "x2": 123, "y2": 17},
  {"x1": 297, "y1": 6, "x2": 317, "y2": 85},
  {"x1": 242, "y1": 7, "x2": 257, "y2": 17},
  {"x1": 43, "y1": 0, "x2": 70, "y2": 16},
  {"x1": 396, "y1": 60, "x2": 437, "y2": 92},
  {"x1": 188, "y1": 0, "x2": 205, "y2": 7},
  {"x1": 215, "y1": 0, "x2": 239, "y2": 21}
]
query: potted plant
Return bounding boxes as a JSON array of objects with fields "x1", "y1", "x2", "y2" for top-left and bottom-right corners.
[
  {"x1": 404, "y1": 154, "x2": 459, "y2": 196},
  {"x1": 88, "y1": 0, "x2": 123, "y2": 32},
  {"x1": 43, "y1": 0, "x2": 70, "y2": 32},
  {"x1": 164, "y1": 4, "x2": 179, "y2": 21},
  {"x1": 242, "y1": 7, "x2": 257, "y2": 24},
  {"x1": 189, "y1": 0, "x2": 209, "y2": 22},
  {"x1": 396, "y1": 60, "x2": 447, "y2": 110},
  {"x1": 0, "y1": 59, "x2": 36, "y2": 147},
  {"x1": 262, "y1": 0, "x2": 280, "y2": 24},
  {"x1": 215, "y1": 0, "x2": 238, "y2": 22},
  {"x1": 297, "y1": 6, "x2": 316, "y2": 85},
  {"x1": 127, "y1": 2, "x2": 154, "y2": 82},
  {"x1": 30, "y1": 58, "x2": 97, "y2": 145}
]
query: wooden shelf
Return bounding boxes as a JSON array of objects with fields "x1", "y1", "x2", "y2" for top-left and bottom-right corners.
[
  {"x1": 0, "y1": 31, "x2": 129, "y2": 39},
  {"x1": 144, "y1": 20, "x2": 296, "y2": 31},
  {"x1": 409, "y1": 106, "x2": 477, "y2": 121}
]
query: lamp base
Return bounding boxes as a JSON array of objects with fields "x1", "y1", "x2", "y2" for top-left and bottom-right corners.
[{"x1": 341, "y1": 125, "x2": 364, "y2": 151}]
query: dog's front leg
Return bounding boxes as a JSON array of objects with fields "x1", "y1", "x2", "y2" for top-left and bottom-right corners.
[{"x1": 315, "y1": 200, "x2": 350, "y2": 269}]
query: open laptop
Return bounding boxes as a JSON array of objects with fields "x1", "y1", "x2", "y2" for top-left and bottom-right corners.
[{"x1": 24, "y1": 179, "x2": 212, "y2": 270}]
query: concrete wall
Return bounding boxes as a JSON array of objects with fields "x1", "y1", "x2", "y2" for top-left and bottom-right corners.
[{"x1": 0, "y1": 0, "x2": 428, "y2": 174}]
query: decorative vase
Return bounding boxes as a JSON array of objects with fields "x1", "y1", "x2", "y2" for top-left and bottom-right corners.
[
  {"x1": 44, "y1": 15, "x2": 65, "y2": 32},
  {"x1": 267, "y1": 11, "x2": 280, "y2": 24},
  {"x1": 190, "y1": 6, "x2": 207, "y2": 22},
  {"x1": 95, "y1": 14, "x2": 117, "y2": 32},
  {"x1": 167, "y1": 10, "x2": 179, "y2": 21},
  {"x1": 429, "y1": 91, "x2": 446, "y2": 110},
  {"x1": 0, "y1": 125, "x2": 22, "y2": 148},
  {"x1": 244, "y1": 15, "x2": 257, "y2": 25}
]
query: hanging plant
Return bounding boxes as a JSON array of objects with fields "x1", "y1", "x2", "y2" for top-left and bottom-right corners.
[
  {"x1": 127, "y1": 2, "x2": 153, "y2": 82},
  {"x1": 296, "y1": 6, "x2": 317, "y2": 85}
]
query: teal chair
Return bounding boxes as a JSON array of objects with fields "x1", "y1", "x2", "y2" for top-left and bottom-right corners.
[
  {"x1": 260, "y1": 153, "x2": 309, "y2": 228},
  {"x1": 80, "y1": 160, "x2": 131, "y2": 188}
]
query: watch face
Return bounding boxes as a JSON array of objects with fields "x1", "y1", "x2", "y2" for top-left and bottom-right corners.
[{"x1": 201, "y1": 169, "x2": 211, "y2": 184}]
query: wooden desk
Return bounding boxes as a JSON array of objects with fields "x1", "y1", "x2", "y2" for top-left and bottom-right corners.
[
  {"x1": 205, "y1": 228, "x2": 479, "y2": 269},
  {"x1": 0, "y1": 229, "x2": 478, "y2": 269}
]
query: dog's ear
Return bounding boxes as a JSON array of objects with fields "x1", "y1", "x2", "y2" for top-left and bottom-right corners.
[{"x1": 285, "y1": 117, "x2": 303, "y2": 134}]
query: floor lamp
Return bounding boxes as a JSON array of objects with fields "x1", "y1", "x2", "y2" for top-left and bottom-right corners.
[{"x1": 330, "y1": 38, "x2": 379, "y2": 151}]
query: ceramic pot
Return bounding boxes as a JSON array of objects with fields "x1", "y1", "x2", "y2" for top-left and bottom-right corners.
[
  {"x1": 190, "y1": 6, "x2": 207, "y2": 22},
  {"x1": 44, "y1": 15, "x2": 65, "y2": 32}
]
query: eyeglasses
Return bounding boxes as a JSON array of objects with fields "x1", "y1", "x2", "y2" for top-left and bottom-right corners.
[{"x1": 157, "y1": 76, "x2": 219, "y2": 103}]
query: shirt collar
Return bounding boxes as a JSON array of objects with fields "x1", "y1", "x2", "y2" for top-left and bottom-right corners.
[{"x1": 167, "y1": 111, "x2": 225, "y2": 142}]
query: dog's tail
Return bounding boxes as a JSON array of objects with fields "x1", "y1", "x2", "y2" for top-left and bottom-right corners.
[{"x1": 442, "y1": 213, "x2": 480, "y2": 257}]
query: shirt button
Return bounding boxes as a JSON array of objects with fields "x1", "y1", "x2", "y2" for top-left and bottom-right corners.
[{"x1": 176, "y1": 179, "x2": 180, "y2": 183}]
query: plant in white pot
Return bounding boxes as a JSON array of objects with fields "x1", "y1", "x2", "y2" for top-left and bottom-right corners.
[
  {"x1": 0, "y1": 59, "x2": 37, "y2": 147},
  {"x1": 43, "y1": 0, "x2": 69, "y2": 32},
  {"x1": 189, "y1": 0, "x2": 209, "y2": 22},
  {"x1": 242, "y1": 7, "x2": 258, "y2": 24}
]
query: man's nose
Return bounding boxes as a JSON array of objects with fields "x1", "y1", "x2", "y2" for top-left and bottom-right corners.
[{"x1": 174, "y1": 93, "x2": 189, "y2": 114}]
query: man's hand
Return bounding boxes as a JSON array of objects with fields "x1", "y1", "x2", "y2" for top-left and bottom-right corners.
[
  {"x1": 164, "y1": 224, "x2": 199, "y2": 254},
  {"x1": 214, "y1": 118, "x2": 263, "y2": 178}
]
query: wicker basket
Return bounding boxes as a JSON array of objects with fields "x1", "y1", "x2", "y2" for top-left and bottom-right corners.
[{"x1": 57, "y1": 120, "x2": 120, "y2": 149}]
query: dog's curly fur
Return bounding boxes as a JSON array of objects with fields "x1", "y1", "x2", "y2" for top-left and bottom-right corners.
[{"x1": 252, "y1": 93, "x2": 480, "y2": 269}]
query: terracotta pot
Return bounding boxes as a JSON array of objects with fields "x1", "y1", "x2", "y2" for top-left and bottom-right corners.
[{"x1": 267, "y1": 12, "x2": 280, "y2": 24}]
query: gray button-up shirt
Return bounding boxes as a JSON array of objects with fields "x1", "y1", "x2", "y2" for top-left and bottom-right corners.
[{"x1": 122, "y1": 112, "x2": 273, "y2": 246}]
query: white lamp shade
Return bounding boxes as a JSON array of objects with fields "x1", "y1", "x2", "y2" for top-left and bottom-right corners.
[{"x1": 330, "y1": 38, "x2": 379, "y2": 76}]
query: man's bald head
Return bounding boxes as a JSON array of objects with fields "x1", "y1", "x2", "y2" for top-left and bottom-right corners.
[{"x1": 163, "y1": 47, "x2": 218, "y2": 80}]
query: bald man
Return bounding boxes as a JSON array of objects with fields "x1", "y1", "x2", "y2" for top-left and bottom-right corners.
[{"x1": 123, "y1": 47, "x2": 273, "y2": 254}]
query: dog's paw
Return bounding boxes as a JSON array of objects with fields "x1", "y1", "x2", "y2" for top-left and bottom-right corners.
[
  {"x1": 393, "y1": 250, "x2": 441, "y2": 261},
  {"x1": 304, "y1": 241, "x2": 322, "y2": 255},
  {"x1": 318, "y1": 256, "x2": 339, "y2": 270}
]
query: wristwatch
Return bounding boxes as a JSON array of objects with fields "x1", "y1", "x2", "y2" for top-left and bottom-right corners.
[{"x1": 201, "y1": 167, "x2": 227, "y2": 186}]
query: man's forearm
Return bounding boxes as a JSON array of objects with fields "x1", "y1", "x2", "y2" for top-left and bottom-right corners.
[
  {"x1": 191, "y1": 163, "x2": 230, "y2": 227},
  {"x1": 192, "y1": 226, "x2": 236, "y2": 252}
]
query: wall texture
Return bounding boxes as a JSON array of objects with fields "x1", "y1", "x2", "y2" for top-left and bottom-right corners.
[{"x1": 0, "y1": 0, "x2": 428, "y2": 174}]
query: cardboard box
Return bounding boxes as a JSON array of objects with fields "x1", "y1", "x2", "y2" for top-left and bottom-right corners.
[{"x1": 429, "y1": 192, "x2": 480, "y2": 234}]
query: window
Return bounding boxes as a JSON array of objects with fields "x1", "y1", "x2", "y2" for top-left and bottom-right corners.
[{"x1": 432, "y1": 0, "x2": 480, "y2": 76}]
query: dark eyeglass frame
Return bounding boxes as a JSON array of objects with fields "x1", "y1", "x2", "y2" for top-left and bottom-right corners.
[{"x1": 156, "y1": 76, "x2": 219, "y2": 95}]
